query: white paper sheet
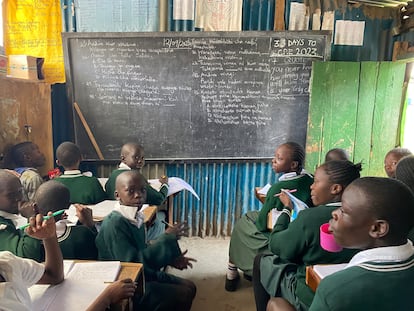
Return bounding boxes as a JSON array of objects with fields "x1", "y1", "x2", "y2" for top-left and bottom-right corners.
[
  {"x1": 173, "y1": 0, "x2": 195, "y2": 20},
  {"x1": 334, "y1": 20, "x2": 365, "y2": 46},
  {"x1": 148, "y1": 177, "x2": 200, "y2": 200},
  {"x1": 257, "y1": 183, "x2": 271, "y2": 196},
  {"x1": 289, "y1": 2, "x2": 309, "y2": 30},
  {"x1": 66, "y1": 261, "x2": 121, "y2": 283}
]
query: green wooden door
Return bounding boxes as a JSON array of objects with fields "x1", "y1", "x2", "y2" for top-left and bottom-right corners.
[{"x1": 306, "y1": 61, "x2": 406, "y2": 176}]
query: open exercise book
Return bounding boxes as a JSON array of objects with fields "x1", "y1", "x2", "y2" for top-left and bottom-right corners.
[{"x1": 29, "y1": 261, "x2": 121, "y2": 311}]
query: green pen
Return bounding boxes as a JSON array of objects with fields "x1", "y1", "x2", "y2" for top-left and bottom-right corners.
[{"x1": 18, "y1": 209, "x2": 66, "y2": 230}]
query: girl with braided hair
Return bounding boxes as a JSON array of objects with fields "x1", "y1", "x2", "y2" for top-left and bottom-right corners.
[
  {"x1": 226, "y1": 142, "x2": 314, "y2": 291},
  {"x1": 253, "y1": 160, "x2": 362, "y2": 311}
]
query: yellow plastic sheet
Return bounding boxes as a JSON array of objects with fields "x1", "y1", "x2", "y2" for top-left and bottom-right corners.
[{"x1": 3, "y1": 0, "x2": 65, "y2": 83}]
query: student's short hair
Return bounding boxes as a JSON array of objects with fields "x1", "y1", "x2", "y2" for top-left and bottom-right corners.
[
  {"x1": 319, "y1": 160, "x2": 362, "y2": 188},
  {"x1": 325, "y1": 148, "x2": 349, "y2": 162},
  {"x1": 56, "y1": 142, "x2": 81, "y2": 168},
  {"x1": 386, "y1": 147, "x2": 412, "y2": 159},
  {"x1": 282, "y1": 141, "x2": 306, "y2": 174},
  {"x1": 120, "y1": 142, "x2": 144, "y2": 156},
  {"x1": 115, "y1": 170, "x2": 147, "y2": 190},
  {"x1": 352, "y1": 177, "x2": 414, "y2": 240},
  {"x1": 395, "y1": 155, "x2": 414, "y2": 193},
  {"x1": 0, "y1": 169, "x2": 20, "y2": 191},
  {"x1": 7, "y1": 142, "x2": 33, "y2": 167},
  {"x1": 34, "y1": 180, "x2": 70, "y2": 213}
]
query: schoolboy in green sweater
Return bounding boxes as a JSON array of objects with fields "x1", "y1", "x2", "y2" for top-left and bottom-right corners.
[
  {"x1": 0, "y1": 170, "x2": 43, "y2": 262},
  {"x1": 105, "y1": 142, "x2": 168, "y2": 241},
  {"x1": 34, "y1": 180, "x2": 98, "y2": 260},
  {"x1": 54, "y1": 142, "x2": 106, "y2": 204},
  {"x1": 96, "y1": 170, "x2": 196, "y2": 311},
  {"x1": 267, "y1": 177, "x2": 414, "y2": 311},
  {"x1": 105, "y1": 142, "x2": 168, "y2": 203}
]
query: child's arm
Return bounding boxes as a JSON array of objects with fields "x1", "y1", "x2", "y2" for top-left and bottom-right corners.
[
  {"x1": 85, "y1": 279, "x2": 136, "y2": 311},
  {"x1": 25, "y1": 213, "x2": 64, "y2": 285}
]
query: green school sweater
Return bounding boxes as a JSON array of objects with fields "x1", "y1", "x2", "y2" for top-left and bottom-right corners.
[
  {"x1": 309, "y1": 254, "x2": 414, "y2": 311},
  {"x1": 105, "y1": 168, "x2": 168, "y2": 205},
  {"x1": 95, "y1": 211, "x2": 181, "y2": 283},
  {"x1": 0, "y1": 217, "x2": 44, "y2": 262},
  {"x1": 58, "y1": 224, "x2": 98, "y2": 260},
  {"x1": 54, "y1": 173, "x2": 107, "y2": 204},
  {"x1": 266, "y1": 204, "x2": 358, "y2": 306},
  {"x1": 255, "y1": 174, "x2": 314, "y2": 232}
]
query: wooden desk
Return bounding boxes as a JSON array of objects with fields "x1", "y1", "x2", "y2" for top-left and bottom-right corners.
[
  {"x1": 112, "y1": 262, "x2": 144, "y2": 311},
  {"x1": 306, "y1": 266, "x2": 321, "y2": 292}
]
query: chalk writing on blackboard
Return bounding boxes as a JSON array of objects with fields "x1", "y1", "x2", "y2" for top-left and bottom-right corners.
[{"x1": 63, "y1": 32, "x2": 330, "y2": 159}]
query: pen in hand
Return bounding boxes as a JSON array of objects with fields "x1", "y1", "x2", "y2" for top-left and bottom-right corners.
[
  {"x1": 18, "y1": 209, "x2": 65, "y2": 230},
  {"x1": 274, "y1": 189, "x2": 297, "y2": 197}
]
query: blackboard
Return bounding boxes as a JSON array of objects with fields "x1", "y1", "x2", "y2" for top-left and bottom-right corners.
[{"x1": 62, "y1": 31, "x2": 331, "y2": 160}]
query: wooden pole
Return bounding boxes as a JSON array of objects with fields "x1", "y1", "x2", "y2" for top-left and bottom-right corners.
[
  {"x1": 73, "y1": 102, "x2": 104, "y2": 160},
  {"x1": 274, "y1": 0, "x2": 286, "y2": 31}
]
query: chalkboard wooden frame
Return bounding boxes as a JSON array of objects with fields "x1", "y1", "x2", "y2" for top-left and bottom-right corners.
[{"x1": 62, "y1": 31, "x2": 331, "y2": 160}]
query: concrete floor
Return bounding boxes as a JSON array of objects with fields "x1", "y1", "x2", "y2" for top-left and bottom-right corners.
[{"x1": 168, "y1": 237, "x2": 256, "y2": 311}]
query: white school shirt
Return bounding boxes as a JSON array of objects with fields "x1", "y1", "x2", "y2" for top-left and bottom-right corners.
[{"x1": 0, "y1": 251, "x2": 45, "y2": 311}]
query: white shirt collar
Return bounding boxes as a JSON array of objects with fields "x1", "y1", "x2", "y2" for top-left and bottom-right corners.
[
  {"x1": 113, "y1": 202, "x2": 144, "y2": 228},
  {"x1": 118, "y1": 163, "x2": 131, "y2": 170},
  {"x1": 347, "y1": 240, "x2": 414, "y2": 268},
  {"x1": 0, "y1": 211, "x2": 28, "y2": 228},
  {"x1": 63, "y1": 169, "x2": 82, "y2": 175},
  {"x1": 278, "y1": 169, "x2": 309, "y2": 181}
]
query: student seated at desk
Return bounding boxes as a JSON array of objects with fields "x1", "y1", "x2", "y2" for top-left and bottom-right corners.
[
  {"x1": 53, "y1": 141, "x2": 107, "y2": 205},
  {"x1": 0, "y1": 212, "x2": 136, "y2": 311},
  {"x1": 253, "y1": 160, "x2": 361, "y2": 311},
  {"x1": 226, "y1": 142, "x2": 314, "y2": 291},
  {"x1": 34, "y1": 180, "x2": 98, "y2": 260},
  {"x1": 0, "y1": 170, "x2": 44, "y2": 262},
  {"x1": 96, "y1": 170, "x2": 196, "y2": 311},
  {"x1": 304, "y1": 178, "x2": 414, "y2": 311},
  {"x1": 105, "y1": 142, "x2": 168, "y2": 241}
]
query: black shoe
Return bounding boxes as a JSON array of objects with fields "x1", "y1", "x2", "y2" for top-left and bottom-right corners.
[
  {"x1": 225, "y1": 273, "x2": 240, "y2": 292},
  {"x1": 243, "y1": 273, "x2": 252, "y2": 282}
]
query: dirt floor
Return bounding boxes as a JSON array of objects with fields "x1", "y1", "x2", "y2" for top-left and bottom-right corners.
[{"x1": 168, "y1": 237, "x2": 256, "y2": 311}]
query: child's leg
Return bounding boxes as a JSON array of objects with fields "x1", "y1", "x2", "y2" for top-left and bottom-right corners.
[
  {"x1": 225, "y1": 260, "x2": 240, "y2": 291},
  {"x1": 137, "y1": 279, "x2": 196, "y2": 311},
  {"x1": 253, "y1": 254, "x2": 270, "y2": 311}
]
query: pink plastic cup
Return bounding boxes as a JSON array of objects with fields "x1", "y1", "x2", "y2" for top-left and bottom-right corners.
[{"x1": 320, "y1": 223, "x2": 343, "y2": 252}]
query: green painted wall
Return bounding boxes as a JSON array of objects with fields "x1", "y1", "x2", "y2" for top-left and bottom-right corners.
[{"x1": 306, "y1": 61, "x2": 406, "y2": 176}]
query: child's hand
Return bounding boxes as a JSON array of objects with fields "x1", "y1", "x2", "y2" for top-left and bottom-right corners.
[
  {"x1": 165, "y1": 221, "x2": 189, "y2": 239},
  {"x1": 159, "y1": 175, "x2": 168, "y2": 184},
  {"x1": 19, "y1": 201, "x2": 37, "y2": 218},
  {"x1": 171, "y1": 250, "x2": 197, "y2": 270},
  {"x1": 74, "y1": 204, "x2": 94, "y2": 228},
  {"x1": 25, "y1": 212, "x2": 56, "y2": 240},
  {"x1": 105, "y1": 279, "x2": 136, "y2": 303},
  {"x1": 279, "y1": 192, "x2": 293, "y2": 211}
]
